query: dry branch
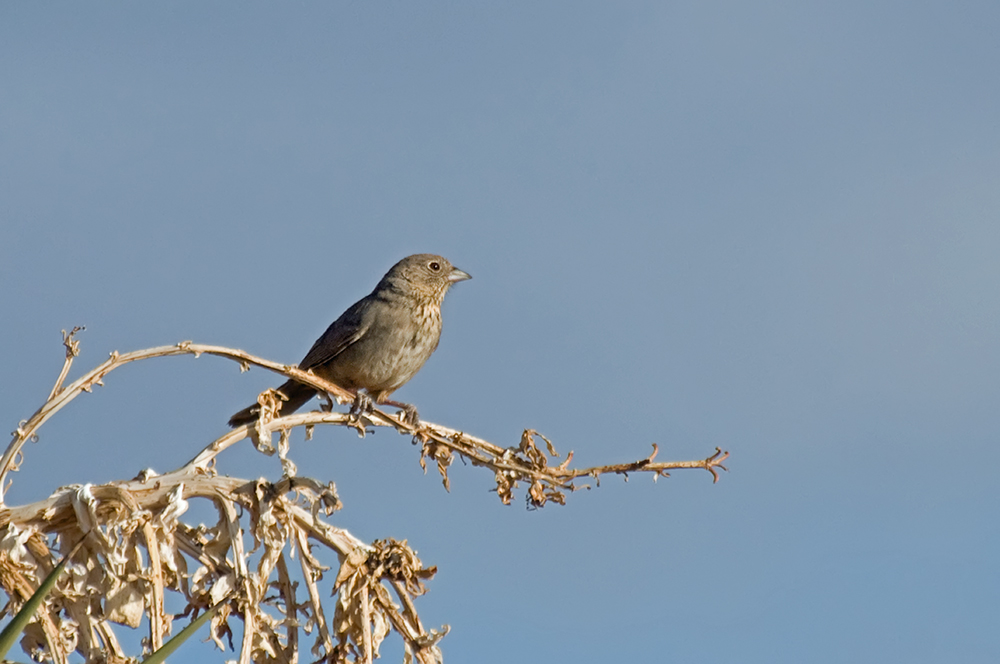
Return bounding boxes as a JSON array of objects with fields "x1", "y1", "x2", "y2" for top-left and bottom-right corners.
[{"x1": 0, "y1": 335, "x2": 728, "y2": 663}]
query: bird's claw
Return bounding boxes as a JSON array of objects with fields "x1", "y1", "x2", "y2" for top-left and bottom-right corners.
[
  {"x1": 398, "y1": 404, "x2": 420, "y2": 427},
  {"x1": 376, "y1": 397, "x2": 420, "y2": 426},
  {"x1": 349, "y1": 392, "x2": 375, "y2": 418},
  {"x1": 349, "y1": 393, "x2": 418, "y2": 426}
]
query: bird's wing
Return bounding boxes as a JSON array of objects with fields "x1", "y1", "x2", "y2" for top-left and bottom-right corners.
[{"x1": 297, "y1": 297, "x2": 371, "y2": 369}]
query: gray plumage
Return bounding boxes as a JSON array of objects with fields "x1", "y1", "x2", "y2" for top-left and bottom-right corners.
[{"x1": 229, "y1": 254, "x2": 470, "y2": 427}]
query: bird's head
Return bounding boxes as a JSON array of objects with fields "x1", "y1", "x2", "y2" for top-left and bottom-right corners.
[{"x1": 382, "y1": 253, "x2": 471, "y2": 303}]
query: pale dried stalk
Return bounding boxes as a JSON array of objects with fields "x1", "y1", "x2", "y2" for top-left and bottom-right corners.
[
  {"x1": 294, "y1": 527, "x2": 334, "y2": 655},
  {"x1": 0, "y1": 337, "x2": 728, "y2": 663},
  {"x1": 274, "y1": 553, "x2": 299, "y2": 664},
  {"x1": 140, "y1": 518, "x2": 165, "y2": 651},
  {"x1": 4, "y1": 341, "x2": 727, "y2": 507}
]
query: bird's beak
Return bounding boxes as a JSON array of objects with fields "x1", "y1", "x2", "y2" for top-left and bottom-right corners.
[{"x1": 448, "y1": 267, "x2": 472, "y2": 283}]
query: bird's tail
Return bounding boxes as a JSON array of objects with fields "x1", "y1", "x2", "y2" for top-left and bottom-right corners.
[{"x1": 227, "y1": 379, "x2": 318, "y2": 428}]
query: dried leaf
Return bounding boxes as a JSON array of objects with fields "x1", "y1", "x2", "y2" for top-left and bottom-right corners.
[{"x1": 105, "y1": 577, "x2": 145, "y2": 628}]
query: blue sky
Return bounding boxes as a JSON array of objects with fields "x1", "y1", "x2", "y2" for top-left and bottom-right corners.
[{"x1": 2, "y1": 2, "x2": 999, "y2": 662}]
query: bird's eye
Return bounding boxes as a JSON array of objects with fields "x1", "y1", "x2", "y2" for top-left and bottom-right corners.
[{"x1": 428, "y1": 261, "x2": 441, "y2": 271}]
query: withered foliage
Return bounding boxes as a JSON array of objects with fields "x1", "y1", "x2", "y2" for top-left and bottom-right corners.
[{"x1": 0, "y1": 331, "x2": 728, "y2": 663}]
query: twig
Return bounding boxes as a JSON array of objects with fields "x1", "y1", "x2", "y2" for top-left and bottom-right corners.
[{"x1": 47, "y1": 326, "x2": 84, "y2": 401}]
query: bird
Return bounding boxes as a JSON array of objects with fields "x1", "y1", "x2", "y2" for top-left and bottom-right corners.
[{"x1": 228, "y1": 253, "x2": 470, "y2": 428}]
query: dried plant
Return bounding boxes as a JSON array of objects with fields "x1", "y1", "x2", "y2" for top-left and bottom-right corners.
[{"x1": 0, "y1": 329, "x2": 728, "y2": 663}]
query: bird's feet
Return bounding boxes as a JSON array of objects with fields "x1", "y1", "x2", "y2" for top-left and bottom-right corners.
[
  {"x1": 379, "y1": 398, "x2": 420, "y2": 426},
  {"x1": 349, "y1": 391, "x2": 375, "y2": 419},
  {"x1": 350, "y1": 392, "x2": 420, "y2": 426}
]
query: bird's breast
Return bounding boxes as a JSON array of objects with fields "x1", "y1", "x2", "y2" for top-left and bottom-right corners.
[{"x1": 323, "y1": 301, "x2": 442, "y2": 394}]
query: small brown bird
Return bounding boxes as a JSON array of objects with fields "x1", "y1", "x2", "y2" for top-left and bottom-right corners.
[{"x1": 229, "y1": 254, "x2": 470, "y2": 427}]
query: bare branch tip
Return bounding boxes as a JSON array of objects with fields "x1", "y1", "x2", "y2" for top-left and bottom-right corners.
[{"x1": 61, "y1": 325, "x2": 85, "y2": 357}]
